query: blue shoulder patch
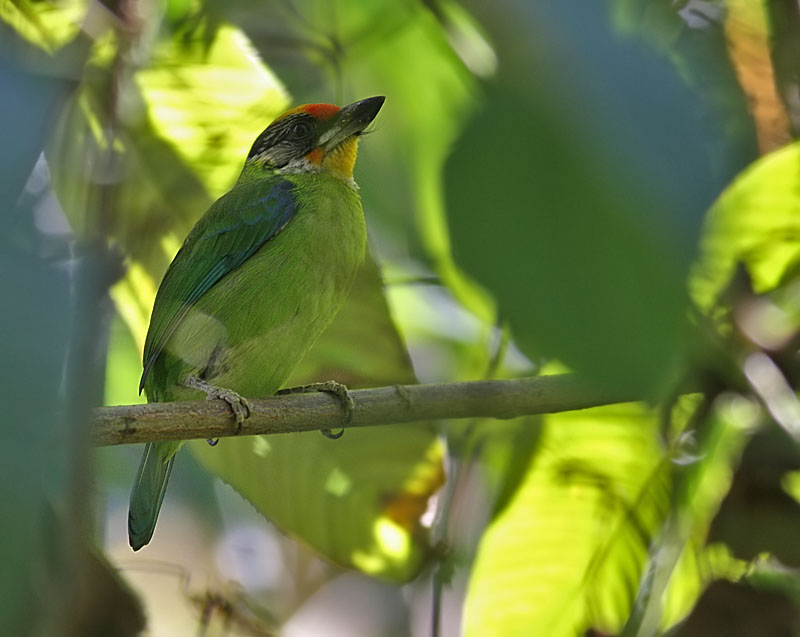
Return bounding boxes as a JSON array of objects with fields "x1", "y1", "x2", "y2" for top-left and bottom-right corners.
[{"x1": 140, "y1": 178, "x2": 298, "y2": 393}]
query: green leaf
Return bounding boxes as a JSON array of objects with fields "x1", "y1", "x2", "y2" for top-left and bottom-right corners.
[
  {"x1": 191, "y1": 256, "x2": 444, "y2": 582},
  {"x1": 0, "y1": 0, "x2": 87, "y2": 53},
  {"x1": 192, "y1": 419, "x2": 441, "y2": 581},
  {"x1": 343, "y1": 0, "x2": 490, "y2": 321},
  {"x1": 133, "y1": 23, "x2": 289, "y2": 201},
  {"x1": 465, "y1": 404, "x2": 670, "y2": 636},
  {"x1": 65, "y1": 13, "x2": 443, "y2": 581},
  {"x1": 48, "y1": 21, "x2": 289, "y2": 346},
  {"x1": 462, "y1": 390, "x2": 753, "y2": 636},
  {"x1": 445, "y1": 2, "x2": 749, "y2": 396},
  {"x1": 691, "y1": 141, "x2": 800, "y2": 310},
  {"x1": 622, "y1": 394, "x2": 754, "y2": 635}
]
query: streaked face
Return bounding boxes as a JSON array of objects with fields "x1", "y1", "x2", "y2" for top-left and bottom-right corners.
[
  {"x1": 245, "y1": 97, "x2": 385, "y2": 180},
  {"x1": 246, "y1": 109, "x2": 329, "y2": 169}
]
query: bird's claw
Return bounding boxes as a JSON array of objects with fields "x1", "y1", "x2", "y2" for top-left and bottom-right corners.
[
  {"x1": 182, "y1": 376, "x2": 251, "y2": 435},
  {"x1": 277, "y1": 379, "x2": 354, "y2": 438},
  {"x1": 313, "y1": 380, "x2": 355, "y2": 424},
  {"x1": 208, "y1": 388, "x2": 251, "y2": 433}
]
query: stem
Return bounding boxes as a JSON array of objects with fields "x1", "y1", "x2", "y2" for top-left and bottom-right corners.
[{"x1": 93, "y1": 375, "x2": 640, "y2": 447}]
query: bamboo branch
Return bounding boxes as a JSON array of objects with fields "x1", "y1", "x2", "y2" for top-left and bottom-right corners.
[{"x1": 93, "y1": 374, "x2": 641, "y2": 447}]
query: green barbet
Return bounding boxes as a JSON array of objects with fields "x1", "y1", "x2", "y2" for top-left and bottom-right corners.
[{"x1": 128, "y1": 96, "x2": 385, "y2": 550}]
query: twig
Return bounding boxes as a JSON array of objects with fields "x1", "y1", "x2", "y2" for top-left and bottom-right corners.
[{"x1": 93, "y1": 374, "x2": 641, "y2": 447}]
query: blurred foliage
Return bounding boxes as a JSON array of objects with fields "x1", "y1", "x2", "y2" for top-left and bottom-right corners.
[
  {"x1": 4, "y1": 0, "x2": 800, "y2": 635},
  {"x1": 670, "y1": 578, "x2": 800, "y2": 637},
  {"x1": 446, "y1": 0, "x2": 754, "y2": 397}
]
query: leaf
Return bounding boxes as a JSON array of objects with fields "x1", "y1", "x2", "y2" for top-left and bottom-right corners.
[
  {"x1": 287, "y1": 254, "x2": 416, "y2": 387},
  {"x1": 0, "y1": 47, "x2": 87, "y2": 636},
  {"x1": 622, "y1": 393, "x2": 754, "y2": 636},
  {"x1": 193, "y1": 418, "x2": 442, "y2": 582},
  {"x1": 0, "y1": 0, "x2": 87, "y2": 53},
  {"x1": 464, "y1": 404, "x2": 669, "y2": 636},
  {"x1": 463, "y1": 396, "x2": 744, "y2": 636},
  {"x1": 445, "y1": 1, "x2": 750, "y2": 395},
  {"x1": 691, "y1": 141, "x2": 800, "y2": 311},
  {"x1": 342, "y1": 0, "x2": 491, "y2": 322},
  {"x1": 65, "y1": 13, "x2": 444, "y2": 581},
  {"x1": 47, "y1": 21, "x2": 289, "y2": 349},
  {"x1": 133, "y1": 24, "x2": 289, "y2": 202},
  {"x1": 191, "y1": 255, "x2": 444, "y2": 582}
]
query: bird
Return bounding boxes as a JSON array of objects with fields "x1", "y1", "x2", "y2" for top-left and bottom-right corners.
[{"x1": 128, "y1": 96, "x2": 385, "y2": 550}]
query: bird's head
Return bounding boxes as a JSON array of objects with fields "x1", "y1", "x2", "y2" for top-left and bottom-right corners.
[{"x1": 245, "y1": 96, "x2": 385, "y2": 183}]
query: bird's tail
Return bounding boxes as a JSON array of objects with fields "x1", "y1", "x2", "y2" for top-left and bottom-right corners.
[{"x1": 128, "y1": 441, "x2": 177, "y2": 551}]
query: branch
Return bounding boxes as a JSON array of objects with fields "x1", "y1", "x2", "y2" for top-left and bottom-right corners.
[{"x1": 93, "y1": 374, "x2": 641, "y2": 447}]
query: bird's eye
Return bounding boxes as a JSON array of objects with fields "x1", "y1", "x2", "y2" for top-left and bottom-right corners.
[{"x1": 289, "y1": 121, "x2": 313, "y2": 140}]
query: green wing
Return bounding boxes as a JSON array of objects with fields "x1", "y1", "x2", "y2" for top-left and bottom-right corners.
[{"x1": 140, "y1": 176, "x2": 298, "y2": 392}]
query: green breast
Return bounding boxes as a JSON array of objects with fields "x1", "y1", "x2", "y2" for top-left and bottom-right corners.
[{"x1": 148, "y1": 173, "x2": 366, "y2": 402}]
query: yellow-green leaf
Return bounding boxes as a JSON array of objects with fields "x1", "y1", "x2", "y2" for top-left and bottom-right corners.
[
  {"x1": 465, "y1": 404, "x2": 670, "y2": 636},
  {"x1": 48, "y1": 21, "x2": 289, "y2": 352},
  {"x1": 692, "y1": 141, "x2": 800, "y2": 310},
  {"x1": 464, "y1": 392, "x2": 753, "y2": 636},
  {"x1": 191, "y1": 256, "x2": 443, "y2": 582},
  {"x1": 0, "y1": 0, "x2": 87, "y2": 53}
]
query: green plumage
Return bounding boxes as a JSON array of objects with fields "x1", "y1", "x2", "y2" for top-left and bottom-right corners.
[
  {"x1": 128, "y1": 166, "x2": 367, "y2": 550},
  {"x1": 128, "y1": 96, "x2": 383, "y2": 550}
]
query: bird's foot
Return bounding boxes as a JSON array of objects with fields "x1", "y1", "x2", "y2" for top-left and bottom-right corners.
[
  {"x1": 276, "y1": 380, "x2": 354, "y2": 439},
  {"x1": 182, "y1": 376, "x2": 251, "y2": 435},
  {"x1": 320, "y1": 428, "x2": 344, "y2": 440}
]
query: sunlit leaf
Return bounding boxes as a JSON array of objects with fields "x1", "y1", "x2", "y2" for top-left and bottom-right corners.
[
  {"x1": 464, "y1": 395, "x2": 745, "y2": 636},
  {"x1": 48, "y1": 21, "x2": 289, "y2": 346},
  {"x1": 193, "y1": 420, "x2": 442, "y2": 582},
  {"x1": 0, "y1": 0, "x2": 87, "y2": 53},
  {"x1": 134, "y1": 24, "x2": 288, "y2": 200},
  {"x1": 623, "y1": 393, "x2": 755, "y2": 635},
  {"x1": 191, "y1": 255, "x2": 444, "y2": 582},
  {"x1": 465, "y1": 404, "x2": 670, "y2": 636},
  {"x1": 691, "y1": 141, "x2": 800, "y2": 311}
]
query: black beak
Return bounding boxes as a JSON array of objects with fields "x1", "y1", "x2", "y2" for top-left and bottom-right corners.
[{"x1": 320, "y1": 96, "x2": 385, "y2": 150}]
